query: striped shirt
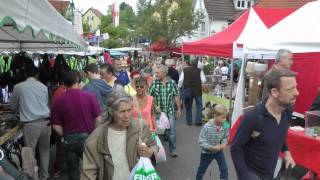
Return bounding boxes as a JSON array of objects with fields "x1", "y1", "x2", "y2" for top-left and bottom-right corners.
[
  {"x1": 198, "y1": 119, "x2": 229, "y2": 153},
  {"x1": 149, "y1": 78, "x2": 179, "y2": 117}
]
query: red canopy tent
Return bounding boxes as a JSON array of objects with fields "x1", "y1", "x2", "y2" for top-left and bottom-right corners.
[{"x1": 182, "y1": 6, "x2": 297, "y2": 58}]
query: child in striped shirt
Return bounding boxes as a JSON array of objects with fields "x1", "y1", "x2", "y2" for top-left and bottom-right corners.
[{"x1": 196, "y1": 104, "x2": 230, "y2": 180}]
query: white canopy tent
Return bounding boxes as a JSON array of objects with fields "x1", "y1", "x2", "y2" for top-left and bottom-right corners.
[
  {"x1": 110, "y1": 47, "x2": 142, "y2": 52},
  {"x1": 244, "y1": 0, "x2": 320, "y2": 58},
  {"x1": 0, "y1": 0, "x2": 87, "y2": 51}
]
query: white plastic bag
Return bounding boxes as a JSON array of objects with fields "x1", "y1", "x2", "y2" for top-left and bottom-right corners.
[
  {"x1": 155, "y1": 135, "x2": 166, "y2": 163},
  {"x1": 128, "y1": 157, "x2": 161, "y2": 180},
  {"x1": 159, "y1": 112, "x2": 170, "y2": 129}
]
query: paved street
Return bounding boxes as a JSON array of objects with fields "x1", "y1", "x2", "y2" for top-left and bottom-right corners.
[
  {"x1": 48, "y1": 109, "x2": 239, "y2": 180},
  {"x1": 156, "y1": 118, "x2": 238, "y2": 180}
]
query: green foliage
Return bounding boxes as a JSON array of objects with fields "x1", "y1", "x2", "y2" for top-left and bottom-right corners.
[
  {"x1": 82, "y1": 21, "x2": 90, "y2": 37},
  {"x1": 100, "y1": 2, "x2": 136, "y2": 48},
  {"x1": 203, "y1": 58, "x2": 215, "y2": 75},
  {"x1": 99, "y1": 0, "x2": 204, "y2": 49},
  {"x1": 136, "y1": 0, "x2": 204, "y2": 47}
]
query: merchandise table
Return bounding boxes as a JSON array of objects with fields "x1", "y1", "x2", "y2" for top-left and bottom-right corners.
[{"x1": 287, "y1": 130, "x2": 320, "y2": 179}]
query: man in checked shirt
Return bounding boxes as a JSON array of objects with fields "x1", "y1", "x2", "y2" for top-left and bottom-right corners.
[{"x1": 149, "y1": 64, "x2": 182, "y2": 157}]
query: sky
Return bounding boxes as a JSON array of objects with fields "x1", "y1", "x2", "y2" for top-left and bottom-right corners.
[{"x1": 72, "y1": 0, "x2": 138, "y2": 15}]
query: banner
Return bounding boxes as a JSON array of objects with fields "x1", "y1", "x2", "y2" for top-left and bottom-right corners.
[{"x1": 112, "y1": 0, "x2": 120, "y2": 27}]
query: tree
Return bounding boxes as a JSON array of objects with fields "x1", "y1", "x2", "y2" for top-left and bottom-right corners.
[
  {"x1": 136, "y1": 0, "x2": 204, "y2": 47},
  {"x1": 82, "y1": 21, "x2": 90, "y2": 37},
  {"x1": 100, "y1": 3, "x2": 137, "y2": 48}
]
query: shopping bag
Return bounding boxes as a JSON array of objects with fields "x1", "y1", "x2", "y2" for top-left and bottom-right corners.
[
  {"x1": 128, "y1": 157, "x2": 161, "y2": 180},
  {"x1": 156, "y1": 120, "x2": 166, "y2": 135},
  {"x1": 154, "y1": 135, "x2": 166, "y2": 163},
  {"x1": 156, "y1": 112, "x2": 170, "y2": 135},
  {"x1": 159, "y1": 112, "x2": 170, "y2": 129}
]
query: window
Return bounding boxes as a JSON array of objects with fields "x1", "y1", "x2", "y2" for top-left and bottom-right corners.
[
  {"x1": 248, "y1": 1, "x2": 252, "y2": 7},
  {"x1": 92, "y1": 16, "x2": 94, "y2": 21},
  {"x1": 87, "y1": 16, "x2": 89, "y2": 21},
  {"x1": 241, "y1": 0, "x2": 245, "y2": 7},
  {"x1": 200, "y1": 22, "x2": 205, "y2": 32},
  {"x1": 237, "y1": 0, "x2": 241, "y2": 7}
]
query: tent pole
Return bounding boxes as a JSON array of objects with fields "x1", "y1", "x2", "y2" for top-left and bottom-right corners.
[
  {"x1": 242, "y1": 57, "x2": 247, "y2": 107},
  {"x1": 229, "y1": 58, "x2": 234, "y2": 122},
  {"x1": 182, "y1": 42, "x2": 184, "y2": 62}
]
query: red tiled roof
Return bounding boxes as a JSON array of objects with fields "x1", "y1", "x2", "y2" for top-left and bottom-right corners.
[
  {"x1": 92, "y1": 8, "x2": 104, "y2": 18},
  {"x1": 83, "y1": 8, "x2": 104, "y2": 18},
  {"x1": 49, "y1": 0, "x2": 70, "y2": 14},
  {"x1": 204, "y1": 0, "x2": 242, "y2": 21},
  {"x1": 255, "y1": 0, "x2": 314, "y2": 8}
]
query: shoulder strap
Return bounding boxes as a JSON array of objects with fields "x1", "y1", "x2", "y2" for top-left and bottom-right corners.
[
  {"x1": 133, "y1": 96, "x2": 143, "y2": 120},
  {"x1": 255, "y1": 104, "x2": 264, "y2": 132},
  {"x1": 251, "y1": 103, "x2": 264, "y2": 138}
]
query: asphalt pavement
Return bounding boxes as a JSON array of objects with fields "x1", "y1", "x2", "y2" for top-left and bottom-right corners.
[
  {"x1": 156, "y1": 118, "x2": 238, "y2": 180},
  {"x1": 48, "y1": 105, "x2": 307, "y2": 180},
  {"x1": 48, "y1": 113, "x2": 238, "y2": 180}
]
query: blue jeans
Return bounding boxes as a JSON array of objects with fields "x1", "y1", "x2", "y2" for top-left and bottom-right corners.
[
  {"x1": 185, "y1": 96, "x2": 203, "y2": 125},
  {"x1": 63, "y1": 133, "x2": 89, "y2": 180},
  {"x1": 167, "y1": 114, "x2": 176, "y2": 152},
  {"x1": 196, "y1": 151, "x2": 228, "y2": 180}
]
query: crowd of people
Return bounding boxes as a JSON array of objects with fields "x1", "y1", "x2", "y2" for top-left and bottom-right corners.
[
  {"x1": 4, "y1": 48, "x2": 304, "y2": 180},
  {"x1": 7, "y1": 53, "x2": 210, "y2": 180}
]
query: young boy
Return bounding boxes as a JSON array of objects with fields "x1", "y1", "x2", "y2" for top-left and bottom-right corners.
[{"x1": 196, "y1": 104, "x2": 229, "y2": 180}]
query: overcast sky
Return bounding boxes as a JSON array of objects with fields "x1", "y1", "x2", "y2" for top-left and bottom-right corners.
[{"x1": 72, "y1": 0, "x2": 138, "y2": 15}]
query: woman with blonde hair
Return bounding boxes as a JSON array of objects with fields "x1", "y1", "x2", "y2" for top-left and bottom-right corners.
[{"x1": 132, "y1": 76, "x2": 157, "y2": 132}]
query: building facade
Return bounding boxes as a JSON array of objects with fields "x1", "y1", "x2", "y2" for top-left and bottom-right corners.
[
  {"x1": 82, "y1": 8, "x2": 103, "y2": 32},
  {"x1": 181, "y1": 0, "x2": 255, "y2": 43}
]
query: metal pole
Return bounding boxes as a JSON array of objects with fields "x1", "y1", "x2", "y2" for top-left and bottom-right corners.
[
  {"x1": 181, "y1": 42, "x2": 184, "y2": 62},
  {"x1": 19, "y1": 41, "x2": 22, "y2": 52},
  {"x1": 242, "y1": 57, "x2": 247, "y2": 108},
  {"x1": 229, "y1": 58, "x2": 234, "y2": 122}
]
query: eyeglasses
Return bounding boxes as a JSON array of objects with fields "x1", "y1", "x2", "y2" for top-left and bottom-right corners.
[{"x1": 136, "y1": 85, "x2": 145, "y2": 89}]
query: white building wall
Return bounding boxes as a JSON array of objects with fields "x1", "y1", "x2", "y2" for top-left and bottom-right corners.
[
  {"x1": 179, "y1": 0, "x2": 232, "y2": 43},
  {"x1": 209, "y1": 20, "x2": 229, "y2": 34},
  {"x1": 180, "y1": 0, "x2": 209, "y2": 43},
  {"x1": 73, "y1": 10, "x2": 83, "y2": 35}
]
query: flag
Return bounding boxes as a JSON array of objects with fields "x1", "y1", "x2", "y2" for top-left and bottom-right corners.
[
  {"x1": 231, "y1": 58, "x2": 246, "y2": 126},
  {"x1": 112, "y1": 0, "x2": 120, "y2": 27},
  {"x1": 228, "y1": 58, "x2": 246, "y2": 144}
]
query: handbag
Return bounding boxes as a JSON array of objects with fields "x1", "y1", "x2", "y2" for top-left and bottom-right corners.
[{"x1": 180, "y1": 86, "x2": 192, "y2": 99}]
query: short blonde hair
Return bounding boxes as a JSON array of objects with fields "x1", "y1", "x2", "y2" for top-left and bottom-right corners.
[{"x1": 213, "y1": 104, "x2": 228, "y2": 116}]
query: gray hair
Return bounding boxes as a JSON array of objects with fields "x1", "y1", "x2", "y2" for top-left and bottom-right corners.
[
  {"x1": 190, "y1": 58, "x2": 198, "y2": 67},
  {"x1": 155, "y1": 64, "x2": 168, "y2": 75},
  {"x1": 106, "y1": 91, "x2": 133, "y2": 120},
  {"x1": 275, "y1": 49, "x2": 292, "y2": 64}
]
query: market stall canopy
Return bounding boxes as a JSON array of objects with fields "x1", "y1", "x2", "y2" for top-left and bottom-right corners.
[
  {"x1": 245, "y1": 0, "x2": 320, "y2": 57},
  {"x1": 111, "y1": 47, "x2": 142, "y2": 52},
  {"x1": 182, "y1": 6, "x2": 296, "y2": 58},
  {"x1": 0, "y1": 0, "x2": 87, "y2": 51}
]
